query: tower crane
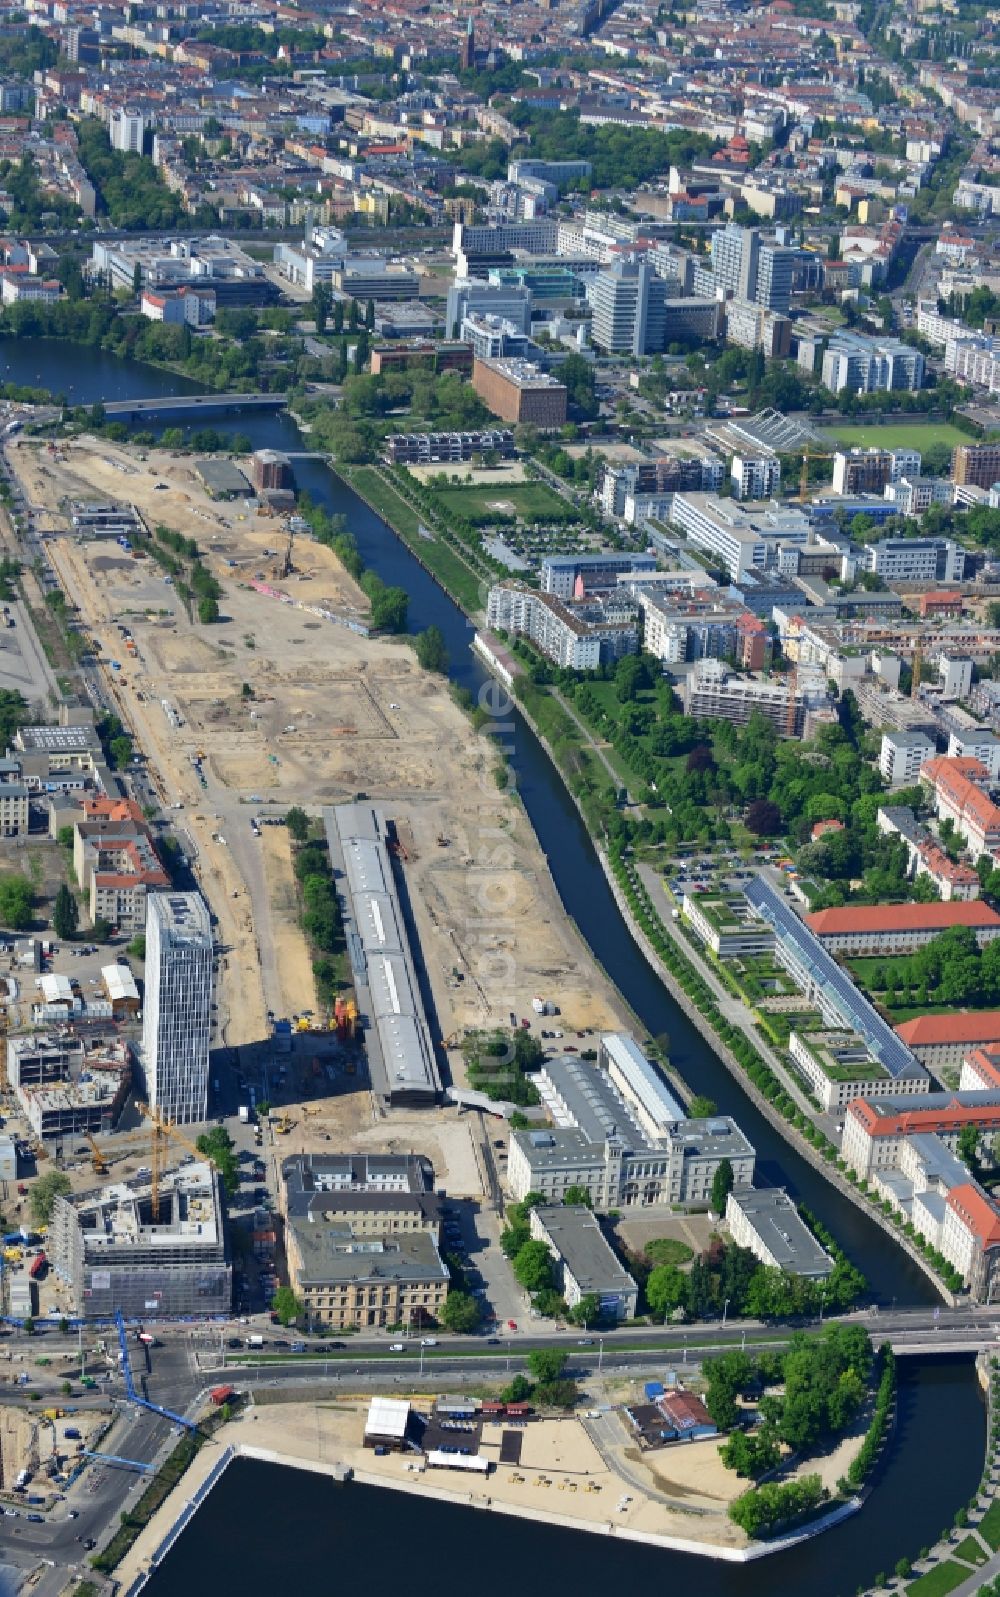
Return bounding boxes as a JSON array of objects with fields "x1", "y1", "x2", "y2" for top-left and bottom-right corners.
[
  {"x1": 799, "y1": 447, "x2": 837, "y2": 502},
  {"x1": 136, "y1": 1102, "x2": 221, "y2": 1222}
]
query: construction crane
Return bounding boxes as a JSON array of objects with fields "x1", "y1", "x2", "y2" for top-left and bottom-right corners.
[
  {"x1": 799, "y1": 447, "x2": 836, "y2": 503},
  {"x1": 273, "y1": 527, "x2": 294, "y2": 580},
  {"x1": 911, "y1": 642, "x2": 923, "y2": 700},
  {"x1": 86, "y1": 1132, "x2": 107, "y2": 1176},
  {"x1": 136, "y1": 1102, "x2": 219, "y2": 1222}
]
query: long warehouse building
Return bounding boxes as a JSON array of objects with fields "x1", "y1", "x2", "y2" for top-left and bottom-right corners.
[{"x1": 324, "y1": 803, "x2": 441, "y2": 1107}]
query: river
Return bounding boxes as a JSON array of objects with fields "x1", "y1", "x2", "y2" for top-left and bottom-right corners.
[{"x1": 0, "y1": 338, "x2": 984, "y2": 1588}]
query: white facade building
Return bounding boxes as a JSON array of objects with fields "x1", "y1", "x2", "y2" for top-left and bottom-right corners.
[
  {"x1": 731, "y1": 454, "x2": 781, "y2": 500},
  {"x1": 142, "y1": 891, "x2": 213, "y2": 1125},
  {"x1": 879, "y1": 729, "x2": 935, "y2": 787}
]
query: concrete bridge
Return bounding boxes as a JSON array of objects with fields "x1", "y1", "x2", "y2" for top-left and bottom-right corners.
[{"x1": 103, "y1": 392, "x2": 289, "y2": 419}]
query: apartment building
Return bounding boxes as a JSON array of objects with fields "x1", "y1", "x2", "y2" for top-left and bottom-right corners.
[
  {"x1": 540, "y1": 552, "x2": 657, "y2": 599},
  {"x1": 731, "y1": 454, "x2": 781, "y2": 500},
  {"x1": 680, "y1": 658, "x2": 830, "y2": 737},
  {"x1": 879, "y1": 729, "x2": 935, "y2": 787},
  {"x1": 878, "y1": 805, "x2": 981, "y2": 902},
  {"x1": 486, "y1": 580, "x2": 638, "y2": 669},
  {"x1": 71, "y1": 797, "x2": 171, "y2": 933},
  {"x1": 947, "y1": 727, "x2": 1000, "y2": 779},
  {"x1": 832, "y1": 448, "x2": 921, "y2": 495},
  {"x1": 953, "y1": 442, "x2": 1000, "y2": 490},
  {"x1": 142, "y1": 892, "x2": 212, "y2": 1126},
  {"x1": 384, "y1": 430, "x2": 514, "y2": 466}
]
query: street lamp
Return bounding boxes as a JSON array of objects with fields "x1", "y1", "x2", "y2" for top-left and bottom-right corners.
[
  {"x1": 598, "y1": 1336, "x2": 604, "y2": 1374},
  {"x1": 722, "y1": 1298, "x2": 730, "y2": 1327}
]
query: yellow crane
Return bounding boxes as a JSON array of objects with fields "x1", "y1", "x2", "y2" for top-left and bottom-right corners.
[
  {"x1": 136, "y1": 1102, "x2": 221, "y2": 1222},
  {"x1": 799, "y1": 447, "x2": 836, "y2": 503},
  {"x1": 86, "y1": 1132, "x2": 107, "y2": 1176}
]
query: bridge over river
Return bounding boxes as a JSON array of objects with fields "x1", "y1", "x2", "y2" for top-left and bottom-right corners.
[{"x1": 104, "y1": 392, "x2": 289, "y2": 419}]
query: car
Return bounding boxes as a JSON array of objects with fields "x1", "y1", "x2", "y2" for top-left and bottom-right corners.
[
  {"x1": 507, "y1": 1320, "x2": 518, "y2": 1331},
  {"x1": 486, "y1": 1337, "x2": 501, "y2": 1345},
  {"x1": 227, "y1": 1337, "x2": 242, "y2": 1349},
  {"x1": 389, "y1": 1342, "x2": 405, "y2": 1352},
  {"x1": 67, "y1": 1510, "x2": 79, "y2": 1519},
  {"x1": 83, "y1": 1537, "x2": 96, "y2": 1550},
  {"x1": 577, "y1": 1338, "x2": 594, "y2": 1346},
  {"x1": 420, "y1": 1337, "x2": 437, "y2": 1347},
  {"x1": 27, "y1": 1513, "x2": 43, "y2": 1522}
]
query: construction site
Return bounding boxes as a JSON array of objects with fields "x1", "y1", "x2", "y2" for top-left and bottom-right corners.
[
  {"x1": 5, "y1": 435, "x2": 628, "y2": 1123},
  {"x1": 0, "y1": 1401, "x2": 108, "y2": 1506}
]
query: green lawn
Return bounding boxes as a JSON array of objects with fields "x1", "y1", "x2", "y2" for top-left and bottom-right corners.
[
  {"x1": 349, "y1": 468, "x2": 485, "y2": 615},
  {"x1": 978, "y1": 1499, "x2": 1000, "y2": 1550},
  {"x1": 906, "y1": 1561, "x2": 973, "y2": 1597},
  {"x1": 953, "y1": 1534, "x2": 988, "y2": 1567},
  {"x1": 430, "y1": 480, "x2": 571, "y2": 523},
  {"x1": 644, "y1": 1238, "x2": 695, "y2": 1267},
  {"x1": 825, "y1": 421, "x2": 970, "y2": 452}
]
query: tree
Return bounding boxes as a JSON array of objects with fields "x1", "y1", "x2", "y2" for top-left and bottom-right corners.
[
  {"x1": 746, "y1": 799, "x2": 782, "y2": 836},
  {"x1": 52, "y1": 883, "x2": 78, "y2": 941},
  {"x1": 198, "y1": 594, "x2": 220, "y2": 624},
  {"x1": 196, "y1": 1126, "x2": 240, "y2": 1197},
  {"x1": 501, "y1": 1374, "x2": 533, "y2": 1403},
  {"x1": 568, "y1": 1294, "x2": 602, "y2": 1328},
  {"x1": 285, "y1": 806, "x2": 310, "y2": 843},
  {"x1": 127, "y1": 933, "x2": 146, "y2": 959},
  {"x1": 0, "y1": 875, "x2": 32, "y2": 932},
  {"x1": 414, "y1": 625, "x2": 448, "y2": 674},
  {"x1": 646, "y1": 1264, "x2": 688, "y2": 1320},
  {"x1": 535, "y1": 1378, "x2": 579, "y2": 1409},
  {"x1": 271, "y1": 1286, "x2": 302, "y2": 1326},
  {"x1": 109, "y1": 734, "x2": 132, "y2": 770},
  {"x1": 514, "y1": 1239, "x2": 555, "y2": 1293},
  {"x1": 312, "y1": 282, "x2": 331, "y2": 335},
  {"x1": 92, "y1": 917, "x2": 112, "y2": 943},
  {"x1": 688, "y1": 1096, "x2": 717, "y2": 1117},
  {"x1": 711, "y1": 1157, "x2": 734, "y2": 1216},
  {"x1": 438, "y1": 1291, "x2": 481, "y2": 1333},
  {"x1": 30, "y1": 1170, "x2": 71, "y2": 1224},
  {"x1": 528, "y1": 1347, "x2": 568, "y2": 1383},
  {"x1": 563, "y1": 1185, "x2": 592, "y2": 1208}
]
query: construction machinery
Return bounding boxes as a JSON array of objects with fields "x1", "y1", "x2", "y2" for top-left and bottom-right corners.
[
  {"x1": 798, "y1": 448, "x2": 836, "y2": 503},
  {"x1": 274, "y1": 1116, "x2": 294, "y2": 1135},
  {"x1": 86, "y1": 1133, "x2": 107, "y2": 1177},
  {"x1": 272, "y1": 527, "x2": 295, "y2": 580},
  {"x1": 333, "y1": 996, "x2": 357, "y2": 1041},
  {"x1": 136, "y1": 1101, "x2": 219, "y2": 1222}
]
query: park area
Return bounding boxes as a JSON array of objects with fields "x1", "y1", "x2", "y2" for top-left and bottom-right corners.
[
  {"x1": 824, "y1": 421, "x2": 970, "y2": 452},
  {"x1": 427, "y1": 478, "x2": 574, "y2": 525}
]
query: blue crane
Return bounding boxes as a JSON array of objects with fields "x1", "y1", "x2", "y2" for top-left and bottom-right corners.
[{"x1": 114, "y1": 1312, "x2": 196, "y2": 1432}]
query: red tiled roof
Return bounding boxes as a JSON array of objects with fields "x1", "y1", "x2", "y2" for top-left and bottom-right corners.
[
  {"x1": 963, "y1": 1049, "x2": 1000, "y2": 1090},
  {"x1": 807, "y1": 902, "x2": 1000, "y2": 935},
  {"x1": 947, "y1": 1183, "x2": 1000, "y2": 1248},
  {"x1": 849, "y1": 1095, "x2": 1000, "y2": 1137},
  {"x1": 895, "y1": 1012, "x2": 1000, "y2": 1046}
]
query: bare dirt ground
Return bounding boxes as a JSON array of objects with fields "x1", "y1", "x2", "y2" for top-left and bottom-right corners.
[
  {"x1": 9, "y1": 437, "x2": 627, "y2": 1063},
  {"x1": 408, "y1": 461, "x2": 529, "y2": 487}
]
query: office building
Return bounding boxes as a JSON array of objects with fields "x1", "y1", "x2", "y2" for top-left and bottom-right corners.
[
  {"x1": 725, "y1": 1187, "x2": 833, "y2": 1278},
  {"x1": 894, "y1": 1013, "x2": 1000, "y2": 1069},
  {"x1": 8, "y1": 1032, "x2": 131, "y2": 1139},
  {"x1": 590, "y1": 256, "x2": 666, "y2": 356},
  {"x1": 805, "y1": 900, "x2": 1000, "y2": 956},
  {"x1": 709, "y1": 224, "x2": 797, "y2": 313},
  {"x1": 832, "y1": 448, "x2": 921, "y2": 496},
  {"x1": 142, "y1": 892, "x2": 213, "y2": 1126},
  {"x1": 445, "y1": 279, "x2": 532, "y2": 338},
  {"x1": 745, "y1": 879, "x2": 927, "y2": 1083},
  {"x1": 50, "y1": 1163, "x2": 230, "y2": 1318},
  {"x1": 508, "y1": 1053, "x2": 753, "y2": 1209},
  {"x1": 540, "y1": 552, "x2": 657, "y2": 599},
  {"x1": 251, "y1": 450, "x2": 294, "y2": 493},
  {"x1": 879, "y1": 729, "x2": 935, "y2": 787},
  {"x1": 953, "y1": 443, "x2": 1000, "y2": 490},
  {"x1": 861, "y1": 538, "x2": 964, "y2": 583},
  {"x1": 724, "y1": 300, "x2": 792, "y2": 357},
  {"x1": 682, "y1": 892, "x2": 777, "y2": 958},
  {"x1": 941, "y1": 655, "x2": 975, "y2": 701},
  {"x1": 921, "y1": 756, "x2": 1000, "y2": 858},
  {"x1": 788, "y1": 1027, "x2": 926, "y2": 1113},
  {"x1": 529, "y1": 1206, "x2": 639, "y2": 1320},
  {"x1": 472, "y1": 356, "x2": 567, "y2": 426},
  {"x1": 72, "y1": 796, "x2": 171, "y2": 934},
  {"x1": 281, "y1": 1153, "x2": 448, "y2": 1330},
  {"x1": 323, "y1": 804, "x2": 440, "y2": 1107}
]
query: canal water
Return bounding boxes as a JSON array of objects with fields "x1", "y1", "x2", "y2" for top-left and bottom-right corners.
[{"x1": 2, "y1": 339, "x2": 983, "y2": 1589}]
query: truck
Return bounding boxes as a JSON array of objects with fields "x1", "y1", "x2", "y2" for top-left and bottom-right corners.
[
  {"x1": 245, "y1": 1334, "x2": 264, "y2": 1348},
  {"x1": 64, "y1": 1427, "x2": 81, "y2": 1440},
  {"x1": 29, "y1": 1251, "x2": 47, "y2": 1280},
  {"x1": 210, "y1": 1385, "x2": 235, "y2": 1406},
  {"x1": 238, "y1": 1105, "x2": 250, "y2": 1124}
]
